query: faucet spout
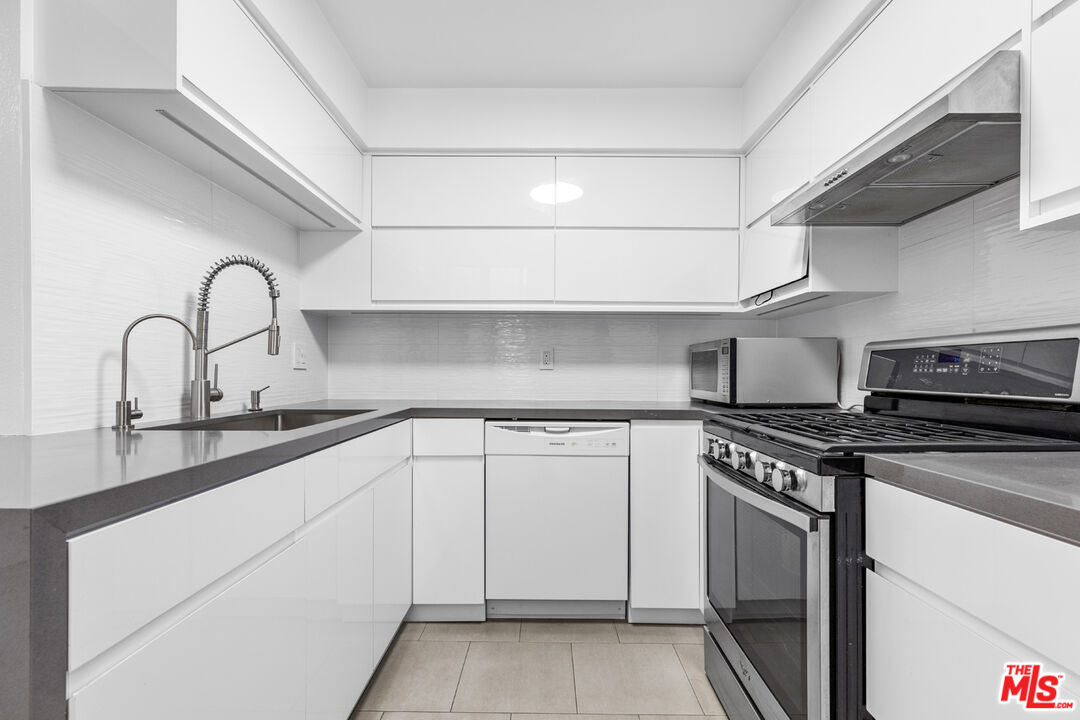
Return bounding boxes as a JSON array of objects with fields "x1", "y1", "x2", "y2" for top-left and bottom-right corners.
[
  {"x1": 114, "y1": 314, "x2": 197, "y2": 431},
  {"x1": 191, "y1": 256, "x2": 281, "y2": 420}
]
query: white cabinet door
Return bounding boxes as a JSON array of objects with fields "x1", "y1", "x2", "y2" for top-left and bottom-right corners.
[
  {"x1": 70, "y1": 540, "x2": 308, "y2": 720},
  {"x1": 372, "y1": 156, "x2": 555, "y2": 227},
  {"x1": 739, "y1": 222, "x2": 809, "y2": 300},
  {"x1": 1026, "y1": 0, "x2": 1080, "y2": 216},
  {"x1": 628, "y1": 421, "x2": 702, "y2": 620},
  {"x1": 413, "y1": 456, "x2": 486, "y2": 606},
  {"x1": 68, "y1": 461, "x2": 304, "y2": 670},
  {"x1": 555, "y1": 157, "x2": 739, "y2": 228},
  {"x1": 372, "y1": 228, "x2": 556, "y2": 302},
  {"x1": 745, "y1": 98, "x2": 812, "y2": 225},
  {"x1": 373, "y1": 464, "x2": 412, "y2": 662},
  {"x1": 179, "y1": 0, "x2": 363, "y2": 220},
  {"x1": 866, "y1": 479, "x2": 1080, "y2": 676},
  {"x1": 866, "y1": 570, "x2": 1077, "y2": 720},
  {"x1": 555, "y1": 229, "x2": 738, "y2": 303},
  {"x1": 305, "y1": 487, "x2": 375, "y2": 720},
  {"x1": 810, "y1": 0, "x2": 1018, "y2": 177}
]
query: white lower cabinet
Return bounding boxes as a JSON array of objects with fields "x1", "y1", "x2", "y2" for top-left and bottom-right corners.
[
  {"x1": 70, "y1": 540, "x2": 308, "y2": 720},
  {"x1": 411, "y1": 419, "x2": 486, "y2": 620},
  {"x1": 305, "y1": 487, "x2": 375, "y2": 720},
  {"x1": 373, "y1": 464, "x2": 413, "y2": 660},
  {"x1": 628, "y1": 421, "x2": 703, "y2": 623}
]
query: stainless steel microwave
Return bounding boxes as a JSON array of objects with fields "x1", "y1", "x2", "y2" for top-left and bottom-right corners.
[{"x1": 690, "y1": 338, "x2": 839, "y2": 406}]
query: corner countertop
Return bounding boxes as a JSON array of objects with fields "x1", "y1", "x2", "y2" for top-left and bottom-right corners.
[
  {"x1": 1, "y1": 399, "x2": 714, "y2": 534},
  {"x1": 865, "y1": 452, "x2": 1080, "y2": 547}
]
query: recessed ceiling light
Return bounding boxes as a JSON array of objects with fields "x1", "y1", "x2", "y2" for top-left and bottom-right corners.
[{"x1": 530, "y1": 182, "x2": 584, "y2": 204}]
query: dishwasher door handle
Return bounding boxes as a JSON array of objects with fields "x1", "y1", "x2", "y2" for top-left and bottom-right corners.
[{"x1": 543, "y1": 426, "x2": 572, "y2": 434}]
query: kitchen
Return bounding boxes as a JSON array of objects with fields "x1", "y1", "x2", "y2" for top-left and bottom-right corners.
[{"x1": 2, "y1": 1, "x2": 1079, "y2": 719}]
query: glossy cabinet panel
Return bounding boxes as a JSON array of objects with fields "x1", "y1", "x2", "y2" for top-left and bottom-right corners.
[
  {"x1": 1023, "y1": 0, "x2": 1080, "y2": 228},
  {"x1": 373, "y1": 465, "x2": 413, "y2": 661},
  {"x1": 555, "y1": 156, "x2": 739, "y2": 228},
  {"x1": 629, "y1": 421, "x2": 702, "y2": 615},
  {"x1": 745, "y1": 99, "x2": 811, "y2": 225},
  {"x1": 305, "y1": 487, "x2": 375, "y2": 720},
  {"x1": 305, "y1": 420, "x2": 411, "y2": 519},
  {"x1": 810, "y1": 0, "x2": 1017, "y2": 178},
  {"x1": 70, "y1": 541, "x2": 308, "y2": 720},
  {"x1": 739, "y1": 222, "x2": 809, "y2": 300},
  {"x1": 413, "y1": 419, "x2": 485, "y2": 456},
  {"x1": 554, "y1": 229, "x2": 739, "y2": 304},
  {"x1": 68, "y1": 461, "x2": 304, "y2": 670},
  {"x1": 372, "y1": 156, "x2": 555, "y2": 227},
  {"x1": 372, "y1": 228, "x2": 556, "y2": 302},
  {"x1": 413, "y1": 456, "x2": 486, "y2": 606},
  {"x1": 867, "y1": 479, "x2": 1080, "y2": 677}
]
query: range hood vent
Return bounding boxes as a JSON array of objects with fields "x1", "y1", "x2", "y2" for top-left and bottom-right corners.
[{"x1": 772, "y1": 51, "x2": 1020, "y2": 227}]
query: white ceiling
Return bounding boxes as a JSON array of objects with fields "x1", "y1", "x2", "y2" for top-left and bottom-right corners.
[{"x1": 315, "y1": 0, "x2": 803, "y2": 89}]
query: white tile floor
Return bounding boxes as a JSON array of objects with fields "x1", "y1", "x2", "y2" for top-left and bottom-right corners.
[{"x1": 352, "y1": 621, "x2": 728, "y2": 720}]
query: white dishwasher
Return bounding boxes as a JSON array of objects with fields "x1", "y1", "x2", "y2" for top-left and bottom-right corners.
[{"x1": 484, "y1": 421, "x2": 629, "y2": 619}]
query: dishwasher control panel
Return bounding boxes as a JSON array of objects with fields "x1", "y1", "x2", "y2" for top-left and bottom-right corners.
[{"x1": 484, "y1": 422, "x2": 630, "y2": 456}]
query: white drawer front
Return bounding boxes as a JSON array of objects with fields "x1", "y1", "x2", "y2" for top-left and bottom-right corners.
[
  {"x1": 413, "y1": 419, "x2": 485, "y2": 456},
  {"x1": 866, "y1": 479, "x2": 1080, "y2": 676},
  {"x1": 306, "y1": 421, "x2": 412, "y2": 519}
]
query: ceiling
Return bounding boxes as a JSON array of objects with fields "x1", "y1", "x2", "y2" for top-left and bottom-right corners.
[{"x1": 315, "y1": 0, "x2": 803, "y2": 89}]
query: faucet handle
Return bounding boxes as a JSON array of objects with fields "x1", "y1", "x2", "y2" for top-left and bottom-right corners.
[
  {"x1": 209, "y1": 363, "x2": 224, "y2": 402},
  {"x1": 131, "y1": 397, "x2": 144, "y2": 420}
]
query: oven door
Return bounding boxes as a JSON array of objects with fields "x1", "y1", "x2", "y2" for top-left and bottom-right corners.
[{"x1": 700, "y1": 456, "x2": 830, "y2": 720}]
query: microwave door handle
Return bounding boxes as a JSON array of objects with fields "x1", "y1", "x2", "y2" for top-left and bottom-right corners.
[{"x1": 698, "y1": 457, "x2": 816, "y2": 533}]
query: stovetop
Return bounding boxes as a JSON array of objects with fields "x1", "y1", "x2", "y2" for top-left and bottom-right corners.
[{"x1": 707, "y1": 409, "x2": 1078, "y2": 454}]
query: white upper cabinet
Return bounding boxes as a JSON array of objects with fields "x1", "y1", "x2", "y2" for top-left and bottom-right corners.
[
  {"x1": 35, "y1": 0, "x2": 363, "y2": 230},
  {"x1": 744, "y1": 98, "x2": 812, "y2": 226},
  {"x1": 371, "y1": 156, "x2": 555, "y2": 227},
  {"x1": 739, "y1": 221, "x2": 809, "y2": 301},
  {"x1": 555, "y1": 157, "x2": 739, "y2": 228},
  {"x1": 1022, "y1": 0, "x2": 1080, "y2": 229},
  {"x1": 810, "y1": 0, "x2": 1019, "y2": 178},
  {"x1": 555, "y1": 229, "x2": 738, "y2": 304}
]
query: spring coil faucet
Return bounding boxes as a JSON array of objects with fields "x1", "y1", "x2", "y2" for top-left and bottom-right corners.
[{"x1": 113, "y1": 255, "x2": 281, "y2": 431}]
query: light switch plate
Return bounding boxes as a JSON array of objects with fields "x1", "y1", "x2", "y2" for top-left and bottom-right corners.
[
  {"x1": 292, "y1": 342, "x2": 308, "y2": 370},
  {"x1": 540, "y1": 347, "x2": 554, "y2": 370}
]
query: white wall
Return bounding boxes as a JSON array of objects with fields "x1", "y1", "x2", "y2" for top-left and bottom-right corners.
[
  {"x1": 0, "y1": 0, "x2": 30, "y2": 436},
  {"x1": 365, "y1": 88, "x2": 742, "y2": 151},
  {"x1": 779, "y1": 179, "x2": 1080, "y2": 406},
  {"x1": 27, "y1": 86, "x2": 329, "y2": 434},
  {"x1": 740, "y1": 0, "x2": 883, "y2": 147},
  {"x1": 328, "y1": 313, "x2": 775, "y2": 401}
]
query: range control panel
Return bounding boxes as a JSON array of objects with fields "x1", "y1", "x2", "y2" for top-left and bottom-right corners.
[{"x1": 864, "y1": 337, "x2": 1079, "y2": 400}]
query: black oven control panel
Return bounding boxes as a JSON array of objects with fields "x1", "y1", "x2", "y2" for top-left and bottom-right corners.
[{"x1": 863, "y1": 336, "x2": 1079, "y2": 400}]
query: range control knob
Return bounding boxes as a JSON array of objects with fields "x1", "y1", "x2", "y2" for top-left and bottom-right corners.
[
  {"x1": 753, "y1": 459, "x2": 774, "y2": 484},
  {"x1": 706, "y1": 438, "x2": 721, "y2": 460},
  {"x1": 729, "y1": 449, "x2": 750, "y2": 471},
  {"x1": 771, "y1": 465, "x2": 805, "y2": 492}
]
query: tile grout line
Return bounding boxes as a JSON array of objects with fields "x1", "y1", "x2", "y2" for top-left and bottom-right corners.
[
  {"x1": 448, "y1": 640, "x2": 471, "y2": 713},
  {"x1": 672, "y1": 642, "x2": 708, "y2": 716},
  {"x1": 570, "y1": 641, "x2": 579, "y2": 713}
]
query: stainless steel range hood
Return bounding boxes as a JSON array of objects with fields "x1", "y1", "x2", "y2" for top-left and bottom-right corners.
[{"x1": 772, "y1": 50, "x2": 1020, "y2": 227}]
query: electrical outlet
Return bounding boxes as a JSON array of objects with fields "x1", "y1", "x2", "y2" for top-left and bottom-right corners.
[
  {"x1": 540, "y1": 347, "x2": 554, "y2": 370},
  {"x1": 292, "y1": 342, "x2": 308, "y2": 370}
]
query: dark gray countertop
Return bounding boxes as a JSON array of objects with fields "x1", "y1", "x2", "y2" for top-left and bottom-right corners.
[
  {"x1": 1, "y1": 399, "x2": 714, "y2": 531},
  {"x1": 865, "y1": 452, "x2": 1080, "y2": 547}
]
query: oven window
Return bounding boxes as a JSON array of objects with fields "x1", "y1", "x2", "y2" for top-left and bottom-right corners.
[
  {"x1": 692, "y1": 350, "x2": 719, "y2": 392},
  {"x1": 708, "y1": 478, "x2": 809, "y2": 719}
]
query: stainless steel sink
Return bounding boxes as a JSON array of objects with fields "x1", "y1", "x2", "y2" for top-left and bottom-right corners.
[{"x1": 147, "y1": 409, "x2": 375, "y2": 432}]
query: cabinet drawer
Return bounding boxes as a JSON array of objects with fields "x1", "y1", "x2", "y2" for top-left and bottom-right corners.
[
  {"x1": 306, "y1": 421, "x2": 412, "y2": 520},
  {"x1": 68, "y1": 462, "x2": 304, "y2": 670},
  {"x1": 866, "y1": 479, "x2": 1080, "y2": 676},
  {"x1": 372, "y1": 156, "x2": 555, "y2": 227},
  {"x1": 866, "y1": 570, "x2": 1077, "y2": 720},
  {"x1": 413, "y1": 419, "x2": 485, "y2": 456},
  {"x1": 372, "y1": 228, "x2": 555, "y2": 302},
  {"x1": 180, "y1": 0, "x2": 362, "y2": 219},
  {"x1": 555, "y1": 229, "x2": 738, "y2": 303},
  {"x1": 555, "y1": 157, "x2": 739, "y2": 228}
]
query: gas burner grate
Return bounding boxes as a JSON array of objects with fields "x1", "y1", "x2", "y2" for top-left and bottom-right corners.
[{"x1": 711, "y1": 410, "x2": 1075, "y2": 453}]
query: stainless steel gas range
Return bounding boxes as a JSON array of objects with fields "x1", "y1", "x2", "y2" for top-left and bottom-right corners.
[{"x1": 700, "y1": 327, "x2": 1080, "y2": 720}]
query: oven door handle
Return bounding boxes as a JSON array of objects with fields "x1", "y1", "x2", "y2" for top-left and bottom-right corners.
[{"x1": 699, "y1": 456, "x2": 817, "y2": 532}]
